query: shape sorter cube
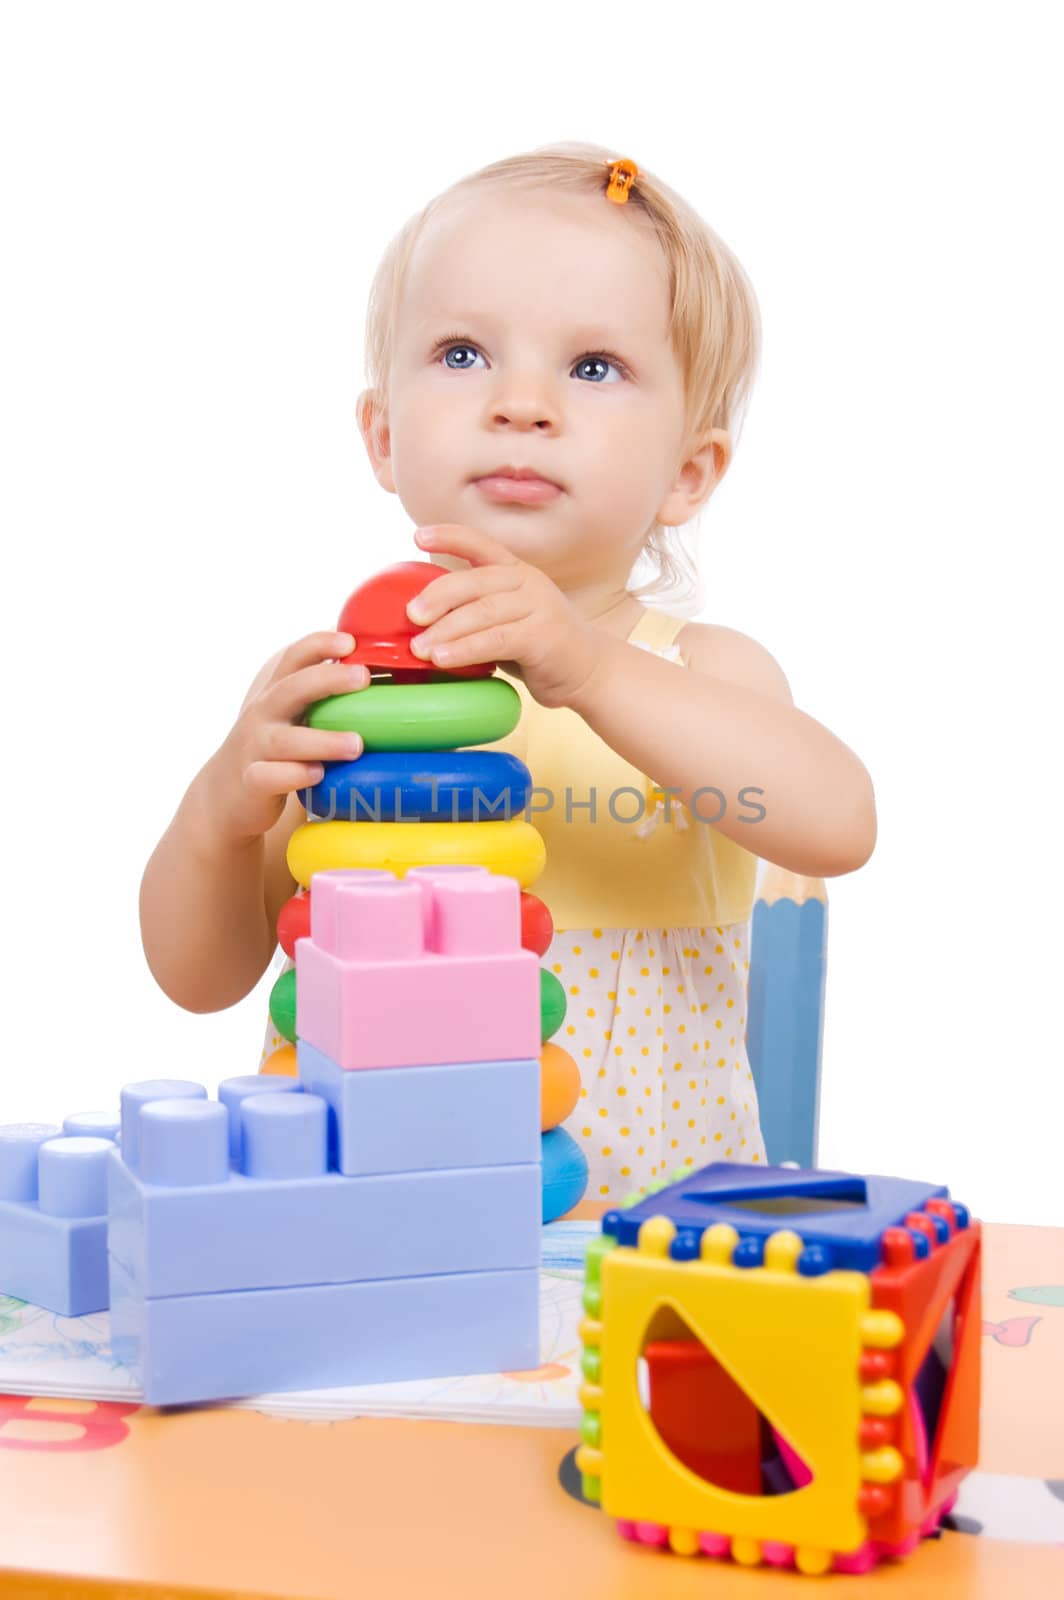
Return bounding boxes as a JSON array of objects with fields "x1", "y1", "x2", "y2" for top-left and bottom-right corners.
[
  {"x1": 109, "y1": 1073, "x2": 541, "y2": 1405},
  {"x1": 577, "y1": 1161, "x2": 980, "y2": 1577},
  {"x1": 0, "y1": 1124, "x2": 114, "y2": 1315},
  {"x1": 295, "y1": 866, "x2": 541, "y2": 1069}
]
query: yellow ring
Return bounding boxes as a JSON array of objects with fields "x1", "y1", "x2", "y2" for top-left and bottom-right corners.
[{"x1": 287, "y1": 818, "x2": 547, "y2": 889}]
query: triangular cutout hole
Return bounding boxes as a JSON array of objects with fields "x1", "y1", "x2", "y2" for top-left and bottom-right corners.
[
  {"x1": 911, "y1": 1257, "x2": 976, "y2": 1484},
  {"x1": 638, "y1": 1306, "x2": 813, "y2": 1497}
]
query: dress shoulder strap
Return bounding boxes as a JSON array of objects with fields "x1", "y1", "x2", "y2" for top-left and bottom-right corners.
[{"x1": 626, "y1": 606, "x2": 688, "y2": 652}]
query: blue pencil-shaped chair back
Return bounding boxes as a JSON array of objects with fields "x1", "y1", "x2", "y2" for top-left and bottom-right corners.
[{"x1": 746, "y1": 866, "x2": 828, "y2": 1167}]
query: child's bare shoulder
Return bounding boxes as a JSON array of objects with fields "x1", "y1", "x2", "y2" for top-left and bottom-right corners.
[{"x1": 676, "y1": 621, "x2": 794, "y2": 705}]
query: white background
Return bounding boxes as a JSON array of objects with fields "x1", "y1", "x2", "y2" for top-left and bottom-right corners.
[{"x1": 1, "y1": 2, "x2": 1061, "y2": 1223}]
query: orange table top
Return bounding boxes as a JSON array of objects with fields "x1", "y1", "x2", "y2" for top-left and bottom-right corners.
[{"x1": 0, "y1": 1220, "x2": 1061, "y2": 1599}]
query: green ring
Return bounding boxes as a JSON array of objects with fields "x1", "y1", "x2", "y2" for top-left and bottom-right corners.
[
  {"x1": 306, "y1": 678, "x2": 521, "y2": 751},
  {"x1": 541, "y1": 968, "x2": 567, "y2": 1041},
  {"x1": 269, "y1": 968, "x2": 297, "y2": 1044}
]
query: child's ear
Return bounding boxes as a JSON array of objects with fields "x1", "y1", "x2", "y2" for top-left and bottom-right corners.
[
  {"x1": 355, "y1": 388, "x2": 396, "y2": 493},
  {"x1": 657, "y1": 427, "x2": 733, "y2": 526}
]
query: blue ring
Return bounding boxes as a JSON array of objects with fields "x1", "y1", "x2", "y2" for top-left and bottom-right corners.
[
  {"x1": 300, "y1": 750, "x2": 533, "y2": 822},
  {"x1": 541, "y1": 1127, "x2": 589, "y2": 1223}
]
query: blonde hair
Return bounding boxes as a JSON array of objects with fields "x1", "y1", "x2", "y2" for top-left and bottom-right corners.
[{"x1": 361, "y1": 140, "x2": 761, "y2": 610}]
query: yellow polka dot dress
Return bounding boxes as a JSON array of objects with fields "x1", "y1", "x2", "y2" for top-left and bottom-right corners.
[{"x1": 547, "y1": 924, "x2": 765, "y2": 1201}]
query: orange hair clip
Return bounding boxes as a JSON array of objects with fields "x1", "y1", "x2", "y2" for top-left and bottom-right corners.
[{"x1": 604, "y1": 157, "x2": 639, "y2": 204}]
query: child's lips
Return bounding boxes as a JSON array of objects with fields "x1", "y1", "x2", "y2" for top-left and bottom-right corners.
[{"x1": 473, "y1": 475, "x2": 563, "y2": 505}]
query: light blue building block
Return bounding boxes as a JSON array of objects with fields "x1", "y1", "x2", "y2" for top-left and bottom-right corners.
[
  {"x1": 0, "y1": 1128, "x2": 113, "y2": 1314},
  {"x1": 108, "y1": 1148, "x2": 542, "y2": 1298},
  {"x1": 297, "y1": 1040, "x2": 541, "y2": 1176},
  {"x1": 109, "y1": 1257, "x2": 540, "y2": 1404},
  {"x1": 108, "y1": 1090, "x2": 541, "y2": 1296},
  {"x1": 106, "y1": 1077, "x2": 542, "y2": 1401}
]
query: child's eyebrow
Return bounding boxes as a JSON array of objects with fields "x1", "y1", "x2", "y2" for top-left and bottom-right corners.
[{"x1": 421, "y1": 316, "x2": 639, "y2": 351}]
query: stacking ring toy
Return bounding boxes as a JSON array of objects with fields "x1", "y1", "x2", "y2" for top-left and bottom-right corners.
[
  {"x1": 305, "y1": 678, "x2": 520, "y2": 751},
  {"x1": 277, "y1": 892, "x2": 310, "y2": 958},
  {"x1": 337, "y1": 562, "x2": 496, "y2": 680},
  {"x1": 261, "y1": 1044, "x2": 297, "y2": 1077},
  {"x1": 287, "y1": 817, "x2": 547, "y2": 890},
  {"x1": 540, "y1": 968, "x2": 567, "y2": 1041},
  {"x1": 521, "y1": 891, "x2": 554, "y2": 956},
  {"x1": 300, "y1": 750, "x2": 532, "y2": 822},
  {"x1": 541, "y1": 1126, "x2": 589, "y2": 1222},
  {"x1": 540, "y1": 1042, "x2": 581, "y2": 1130},
  {"x1": 268, "y1": 968, "x2": 297, "y2": 1044}
]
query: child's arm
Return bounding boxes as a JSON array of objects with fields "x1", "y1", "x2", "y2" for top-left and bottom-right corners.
[
  {"x1": 139, "y1": 633, "x2": 368, "y2": 1013},
  {"x1": 402, "y1": 524, "x2": 875, "y2": 879},
  {"x1": 570, "y1": 621, "x2": 876, "y2": 878}
]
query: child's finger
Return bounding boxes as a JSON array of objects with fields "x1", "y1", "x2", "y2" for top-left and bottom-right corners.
[
  {"x1": 415, "y1": 523, "x2": 520, "y2": 567},
  {"x1": 410, "y1": 592, "x2": 528, "y2": 661},
  {"x1": 406, "y1": 563, "x2": 522, "y2": 627},
  {"x1": 243, "y1": 759, "x2": 329, "y2": 798},
  {"x1": 264, "y1": 659, "x2": 370, "y2": 722},
  {"x1": 259, "y1": 724, "x2": 363, "y2": 764},
  {"x1": 268, "y1": 631, "x2": 356, "y2": 686}
]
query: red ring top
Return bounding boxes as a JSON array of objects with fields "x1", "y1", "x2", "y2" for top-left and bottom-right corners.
[{"x1": 337, "y1": 561, "x2": 496, "y2": 678}]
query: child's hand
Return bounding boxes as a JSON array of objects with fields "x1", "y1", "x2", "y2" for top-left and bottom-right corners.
[
  {"x1": 406, "y1": 525, "x2": 603, "y2": 709},
  {"x1": 207, "y1": 632, "x2": 370, "y2": 843}
]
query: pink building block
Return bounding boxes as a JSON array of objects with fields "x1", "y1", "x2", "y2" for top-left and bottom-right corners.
[{"x1": 296, "y1": 867, "x2": 541, "y2": 1070}]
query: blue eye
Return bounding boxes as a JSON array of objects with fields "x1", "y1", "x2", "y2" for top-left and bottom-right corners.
[
  {"x1": 434, "y1": 337, "x2": 629, "y2": 382},
  {"x1": 442, "y1": 344, "x2": 485, "y2": 371},
  {"x1": 573, "y1": 355, "x2": 623, "y2": 384}
]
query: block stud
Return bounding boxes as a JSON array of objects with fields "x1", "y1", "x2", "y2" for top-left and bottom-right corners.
[
  {"x1": 0, "y1": 1123, "x2": 61, "y2": 1202},
  {"x1": 763, "y1": 1229, "x2": 803, "y2": 1273},
  {"x1": 795, "y1": 1547, "x2": 833, "y2": 1575},
  {"x1": 860, "y1": 1309, "x2": 905, "y2": 1349},
  {"x1": 62, "y1": 1112, "x2": 120, "y2": 1141},
  {"x1": 857, "y1": 1484, "x2": 892, "y2": 1517},
  {"x1": 218, "y1": 1075, "x2": 302, "y2": 1163},
  {"x1": 925, "y1": 1198, "x2": 957, "y2": 1234},
  {"x1": 37, "y1": 1137, "x2": 112, "y2": 1217},
  {"x1": 579, "y1": 1382, "x2": 603, "y2": 1412},
  {"x1": 860, "y1": 1445, "x2": 904, "y2": 1483},
  {"x1": 859, "y1": 1417, "x2": 894, "y2": 1450},
  {"x1": 637, "y1": 1216, "x2": 676, "y2": 1256},
  {"x1": 880, "y1": 1226, "x2": 915, "y2": 1266},
  {"x1": 731, "y1": 1536, "x2": 763, "y2": 1566},
  {"x1": 858, "y1": 1349, "x2": 894, "y2": 1380},
  {"x1": 242, "y1": 1094, "x2": 328, "y2": 1179},
  {"x1": 407, "y1": 864, "x2": 520, "y2": 955},
  {"x1": 700, "y1": 1222, "x2": 739, "y2": 1265},
  {"x1": 120, "y1": 1080, "x2": 207, "y2": 1173},
  {"x1": 310, "y1": 870, "x2": 423, "y2": 961},
  {"x1": 138, "y1": 1098, "x2": 229, "y2": 1188},
  {"x1": 861, "y1": 1379, "x2": 904, "y2": 1417}
]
